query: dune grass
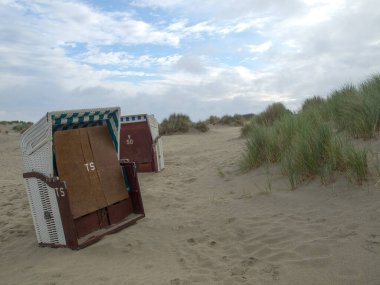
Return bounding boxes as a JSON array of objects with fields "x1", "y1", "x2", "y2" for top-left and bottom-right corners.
[
  {"x1": 160, "y1": 113, "x2": 253, "y2": 135},
  {"x1": 0, "y1": 121, "x2": 33, "y2": 133},
  {"x1": 301, "y1": 96, "x2": 326, "y2": 112},
  {"x1": 241, "y1": 103, "x2": 292, "y2": 137},
  {"x1": 159, "y1": 113, "x2": 210, "y2": 135},
  {"x1": 240, "y1": 74, "x2": 380, "y2": 189},
  {"x1": 194, "y1": 121, "x2": 209, "y2": 132},
  {"x1": 12, "y1": 122, "x2": 33, "y2": 133},
  {"x1": 208, "y1": 115, "x2": 220, "y2": 125},
  {"x1": 159, "y1": 113, "x2": 192, "y2": 135},
  {"x1": 209, "y1": 114, "x2": 253, "y2": 126},
  {"x1": 327, "y1": 84, "x2": 380, "y2": 139},
  {"x1": 255, "y1": 102, "x2": 292, "y2": 126}
]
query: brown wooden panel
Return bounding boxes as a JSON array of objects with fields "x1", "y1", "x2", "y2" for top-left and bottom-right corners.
[
  {"x1": 77, "y1": 213, "x2": 144, "y2": 249},
  {"x1": 137, "y1": 162, "x2": 154, "y2": 172},
  {"x1": 54, "y1": 129, "x2": 107, "y2": 218},
  {"x1": 87, "y1": 126, "x2": 129, "y2": 205},
  {"x1": 120, "y1": 122, "x2": 154, "y2": 164},
  {"x1": 74, "y1": 209, "x2": 110, "y2": 238},
  {"x1": 107, "y1": 199, "x2": 133, "y2": 225},
  {"x1": 74, "y1": 211, "x2": 100, "y2": 238},
  {"x1": 79, "y1": 128, "x2": 109, "y2": 211}
]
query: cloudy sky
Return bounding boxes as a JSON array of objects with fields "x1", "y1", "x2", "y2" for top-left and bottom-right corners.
[{"x1": 1, "y1": 0, "x2": 379, "y2": 122}]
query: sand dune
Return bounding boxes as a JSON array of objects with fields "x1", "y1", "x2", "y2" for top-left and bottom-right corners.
[{"x1": 1, "y1": 125, "x2": 380, "y2": 284}]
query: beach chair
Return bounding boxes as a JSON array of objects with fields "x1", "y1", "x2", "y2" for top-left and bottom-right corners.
[
  {"x1": 20, "y1": 107, "x2": 145, "y2": 249},
  {"x1": 120, "y1": 114, "x2": 164, "y2": 172}
]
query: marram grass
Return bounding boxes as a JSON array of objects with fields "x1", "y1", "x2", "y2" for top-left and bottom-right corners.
[{"x1": 240, "y1": 73, "x2": 380, "y2": 189}]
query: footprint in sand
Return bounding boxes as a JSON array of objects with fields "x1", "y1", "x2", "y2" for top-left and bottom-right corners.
[
  {"x1": 259, "y1": 264, "x2": 280, "y2": 281},
  {"x1": 230, "y1": 266, "x2": 247, "y2": 276},
  {"x1": 183, "y1": 177, "x2": 197, "y2": 183},
  {"x1": 187, "y1": 238, "x2": 197, "y2": 245},
  {"x1": 241, "y1": 257, "x2": 259, "y2": 268},
  {"x1": 363, "y1": 234, "x2": 380, "y2": 254},
  {"x1": 226, "y1": 217, "x2": 237, "y2": 224}
]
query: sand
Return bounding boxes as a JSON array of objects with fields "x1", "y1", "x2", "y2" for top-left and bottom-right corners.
[{"x1": 1, "y1": 124, "x2": 380, "y2": 284}]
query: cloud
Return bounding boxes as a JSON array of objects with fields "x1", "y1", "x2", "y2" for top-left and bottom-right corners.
[
  {"x1": 247, "y1": 41, "x2": 273, "y2": 53},
  {"x1": 1, "y1": 0, "x2": 380, "y2": 123},
  {"x1": 74, "y1": 47, "x2": 181, "y2": 68},
  {"x1": 172, "y1": 55, "x2": 206, "y2": 74},
  {"x1": 132, "y1": 0, "x2": 305, "y2": 19},
  {"x1": 1, "y1": 0, "x2": 180, "y2": 46}
]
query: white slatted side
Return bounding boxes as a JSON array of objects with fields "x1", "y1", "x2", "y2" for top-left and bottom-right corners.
[
  {"x1": 24, "y1": 178, "x2": 43, "y2": 243},
  {"x1": 156, "y1": 137, "x2": 165, "y2": 171},
  {"x1": 21, "y1": 117, "x2": 53, "y2": 176},
  {"x1": 147, "y1": 115, "x2": 159, "y2": 142},
  {"x1": 146, "y1": 114, "x2": 164, "y2": 171},
  {"x1": 22, "y1": 141, "x2": 53, "y2": 176},
  {"x1": 24, "y1": 178, "x2": 66, "y2": 245},
  {"x1": 45, "y1": 183, "x2": 66, "y2": 245}
]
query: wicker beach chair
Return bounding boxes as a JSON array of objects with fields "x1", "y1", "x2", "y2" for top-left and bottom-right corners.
[
  {"x1": 120, "y1": 114, "x2": 164, "y2": 172},
  {"x1": 20, "y1": 107, "x2": 145, "y2": 249}
]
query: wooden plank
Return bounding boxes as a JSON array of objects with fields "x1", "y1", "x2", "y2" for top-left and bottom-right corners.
[
  {"x1": 87, "y1": 126, "x2": 129, "y2": 206},
  {"x1": 137, "y1": 162, "x2": 154, "y2": 172},
  {"x1": 120, "y1": 122, "x2": 154, "y2": 164},
  {"x1": 107, "y1": 199, "x2": 133, "y2": 225},
  {"x1": 54, "y1": 129, "x2": 107, "y2": 218},
  {"x1": 79, "y1": 128, "x2": 109, "y2": 212},
  {"x1": 77, "y1": 213, "x2": 145, "y2": 249},
  {"x1": 75, "y1": 211, "x2": 100, "y2": 238}
]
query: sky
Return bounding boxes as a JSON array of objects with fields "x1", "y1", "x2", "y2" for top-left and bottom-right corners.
[{"x1": 1, "y1": 0, "x2": 380, "y2": 122}]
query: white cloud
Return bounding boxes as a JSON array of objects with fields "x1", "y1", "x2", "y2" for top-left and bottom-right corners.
[
  {"x1": 288, "y1": 0, "x2": 346, "y2": 27},
  {"x1": 131, "y1": 0, "x2": 183, "y2": 8},
  {"x1": 1, "y1": 0, "x2": 380, "y2": 122},
  {"x1": 3, "y1": 0, "x2": 180, "y2": 46},
  {"x1": 247, "y1": 41, "x2": 273, "y2": 53},
  {"x1": 75, "y1": 47, "x2": 181, "y2": 68},
  {"x1": 173, "y1": 54, "x2": 207, "y2": 74},
  {"x1": 132, "y1": 0, "x2": 304, "y2": 19},
  {"x1": 165, "y1": 17, "x2": 266, "y2": 40},
  {"x1": 229, "y1": 18, "x2": 269, "y2": 33}
]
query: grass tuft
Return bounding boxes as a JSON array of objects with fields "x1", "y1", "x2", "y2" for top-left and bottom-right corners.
[
  {"x1": 255, "y1": 102, "x2": 292, "y2": 126},
  {"x1": 159, "y1": 113, "x2": 192, "y2": 135},
  {"x1": 12, "y1": 122, "x2": 33, "y2": 133},
  {"x1": 344, "y1": 146, "x2": 368, "y2": 184},
  {"x1": 241, "y1": 83, "x2": 373, "y2": 189},
  {"x1": 194, "y1": 121, "x2": 209, "y2": 132}
]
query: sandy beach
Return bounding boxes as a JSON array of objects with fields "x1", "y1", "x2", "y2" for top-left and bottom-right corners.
[{"x1": 1, "y1": 124, "x2": 380, "y2": 285}]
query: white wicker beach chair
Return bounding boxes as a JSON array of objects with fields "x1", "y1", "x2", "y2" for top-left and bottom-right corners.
[{"x1": 20, "y1": 107, "x2": 145, "y2": 249}]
